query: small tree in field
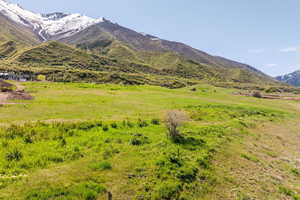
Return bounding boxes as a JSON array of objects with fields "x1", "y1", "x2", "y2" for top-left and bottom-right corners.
[{"x1": 165, "y1": 110, "x2": 187, "y2": 141}]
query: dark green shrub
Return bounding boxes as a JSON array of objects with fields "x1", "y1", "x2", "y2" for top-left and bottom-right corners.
[
  {"x1": 24, "y1": 134, "x2": 34, "y2": 144},
  {"x1": 137, "y1": 119, "x2": 148, "y2": 128},
  {"x1": 102, "y1": 125, "x2": 109, "y2": 132},
  {"x1": 151, "y1": 118, "x2": 160, "y2": 125},
  {"x1": 127, "y1": 121, "x2": 134, "y2": 128},
  {"x1": 130, "y1": 138, "x2": 142, "y2": 145},
  {"x1": 5, "y1": 148, "x2": 23, "y2": 161},
  {"x1": 77, "y1": 121, "x2": 96, "y2": 131},
  {"x1": 291, "y1": 168, "x2": 300, "y2": 177},
  {"x1": 176, "y1": 166, "x2": 198, "y2": 183},
  {"x1": 197, "y1": 156, "x2": 210, "y2": 169},
  {"x1": 130, "y1": 134, "x2": 150, "y2": 146},
  {"x1": 111, "y1": 122, "x2": 118, "y2": 129}
]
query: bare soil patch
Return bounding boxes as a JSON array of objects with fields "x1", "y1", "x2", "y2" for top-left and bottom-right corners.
[{"x1": 0, "y1": 81, "x2": 33, "y2": 104}]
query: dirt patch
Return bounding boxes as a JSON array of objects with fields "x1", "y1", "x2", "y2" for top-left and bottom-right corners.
[
  {"x1": 7, "y1": 90, "x2": 33, "y2": 100},
  {"x1": 0, "y1": 82, "x2": 33, "y2": 104}
]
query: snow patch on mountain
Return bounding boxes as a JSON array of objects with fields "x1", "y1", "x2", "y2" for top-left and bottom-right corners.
[{"x1": 0, "y1": 0, "x2": 103, "y2": 40}]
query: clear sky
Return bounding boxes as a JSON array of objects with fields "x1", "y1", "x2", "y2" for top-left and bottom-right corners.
[{"x1": 9, "y1": 0, "x2": 300, "y2": 76}]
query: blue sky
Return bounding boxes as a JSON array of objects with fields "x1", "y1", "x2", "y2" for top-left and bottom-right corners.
[{"x1": 10, "y1": 0, "x2": 300, "y2": 76}]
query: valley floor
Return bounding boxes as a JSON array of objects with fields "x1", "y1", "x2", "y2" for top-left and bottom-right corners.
[{"x1": 0, "y1": 81, "x2": 299, "y2": 200}]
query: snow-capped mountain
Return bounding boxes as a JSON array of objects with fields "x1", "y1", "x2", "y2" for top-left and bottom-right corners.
[
  {"x1": 0, "y1": 0, "x2": 273, "y2": 82},
  {"x1": 276, "y1": 70, "x2": 300, "y2": 87},
  {"x1": 0, "y1": 0, "x2": 103, "y2": 40}
]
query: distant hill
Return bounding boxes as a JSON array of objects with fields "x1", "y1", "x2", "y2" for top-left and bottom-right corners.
[{"x1": 276, "y1": 70, "x2": 300, "y2": 86}]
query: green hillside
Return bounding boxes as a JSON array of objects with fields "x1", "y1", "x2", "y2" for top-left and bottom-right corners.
[
  {"x1": 0, "y1": 14, "x2": 39, "y2": 48},
  {"x1": 1, "y1": 40, "x2": 278, "y2": 88}
]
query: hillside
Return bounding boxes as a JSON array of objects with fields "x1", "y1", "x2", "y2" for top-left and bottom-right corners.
[
  {"x1": 61, "y1": 20, "x2": 269, "y2": 75},
  {"x1": 0, "y1": 40, "x2": 280, "y2": 88},
  {"x1": 0, "y1": 13, "x2": 39, "y2": 48}
]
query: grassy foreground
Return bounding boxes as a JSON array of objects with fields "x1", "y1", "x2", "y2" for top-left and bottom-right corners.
[{"x1": 0, "y1": 82, "x2": 299, "y2": 200}]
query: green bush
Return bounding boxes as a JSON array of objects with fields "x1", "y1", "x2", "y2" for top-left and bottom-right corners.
[
  {"x1": 151, "y1": 118, "x2": 161, "y2": 125},
  {"x1": 24, "y1": 134, "x2": 34, "y2": 144},
  {"x1": 137, "y1": 119, "x2": 148, "y2": 128},
  {"x1": 102, "y1": 125, "x2": 109, "y2": 132},
  {"x1": 5, "y1": 148, "x2": 23, "y2": 161},
  {"x1": 152, "y1": 181, "x2": 182, "y2": 200},
  {"x1": 176, "y1": 166, "x2": 198, "y2": 183},
  {"x1": 130, "y1": 134, "x2": 150, "y2": 146},
  {"x1": 111, "y1": 122, "x2": 118, "y2": 129},
  {"x1": 291, "y1": 168, "x2": 300, "y2": 177}
]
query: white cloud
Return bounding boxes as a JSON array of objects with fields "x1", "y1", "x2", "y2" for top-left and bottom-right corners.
[
  {"x1": 280, "y1": 47, "x2": 300, "y2": 52},
  {"x1": 248, "y1": 49, "x2": 265, "y2": 54}
]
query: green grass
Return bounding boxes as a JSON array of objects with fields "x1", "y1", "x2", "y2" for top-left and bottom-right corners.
[
  {"x1": 0, "y1": 82, "x2": 295, "y2": 124},
  {"x1": 0, "y1": 81, "x2": 298, "y2": 199}
]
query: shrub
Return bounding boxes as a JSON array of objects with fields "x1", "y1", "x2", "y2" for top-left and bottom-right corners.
[
  {"x1": 165, "y1": 110, "x2": 188, "y2": 141},
  {"x1": 102, "y1": 125, "x2": 109, "y2": 132},
  {"x1": 127, "y1": 121, "x2": 134, "y2": 128},
  {"x1": 130, "y1": 134, "x2": 150, "y2": 146},
  {"x1": 137, "y1": 119, "x2": 148, "y2": 128},
  {"x1": 111, "y1": 122, "x2": 118, "y2": 129},
  {"x1": 5, "y1": 148, "x2": 23, "y2": 161},
  {"x1": 196, "y1": 155, "x2": 211, "y2": 169},
  {"x1": 151, "y1": 118, "x2": 160, "y2": 125},
  {"x1": 24, "y1": 134, "x2": 34, "y2": 144},
  {"x1": 176, "y1": 166, "x2": 198, "y2": 183},
  {"x1": 291, "y1": 168, "x2": 300, "y2": 177}
]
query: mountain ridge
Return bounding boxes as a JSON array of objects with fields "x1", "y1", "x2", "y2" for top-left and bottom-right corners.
[
  {"x1": 0, "y1": 0, "x2": 281, "y2": 88},
  {"x1": 276, "y1": 70, "x2": 300, "y2": 86}
]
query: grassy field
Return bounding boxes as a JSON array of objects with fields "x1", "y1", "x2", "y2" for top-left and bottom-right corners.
[{"x1": 0, "y1": 81, "x2": 299, "y2": 200}]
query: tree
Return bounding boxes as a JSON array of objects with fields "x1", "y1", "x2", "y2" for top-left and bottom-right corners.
[{"x1": 165, "y1": 110, "x2": 187, "y2": 141}]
